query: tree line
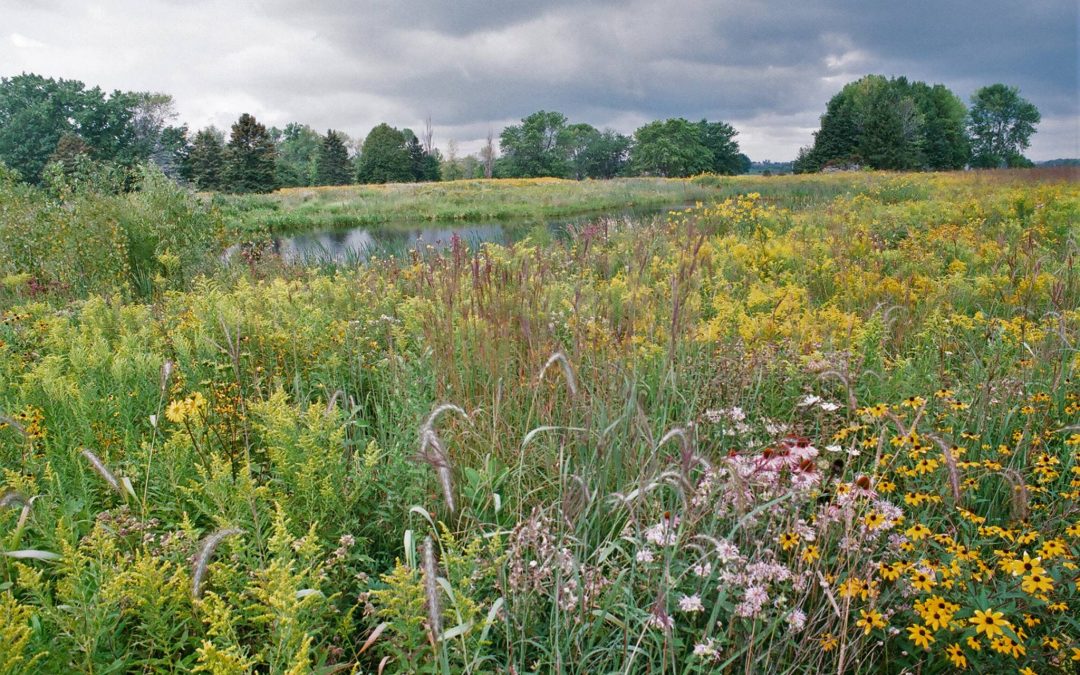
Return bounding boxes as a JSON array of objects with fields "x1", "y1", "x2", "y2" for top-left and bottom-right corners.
[
  {"x1": 0, "y1": 72, "x2": 1042, "y2": 194},
  {"x1": 0, "y1": 73, "x2": 752, "y2": 193},
  {"x1": 794, "y1": 75, "x2": 1041, "y2": 173}
]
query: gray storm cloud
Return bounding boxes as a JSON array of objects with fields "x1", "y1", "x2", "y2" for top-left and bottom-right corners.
[{"x1": 1, "y1": 0, "x2": 1077, "y2": 160}]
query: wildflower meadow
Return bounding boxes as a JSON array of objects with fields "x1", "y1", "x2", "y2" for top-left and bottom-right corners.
[{"x1": 1, "y1": 168, "x2": 1078, "y2": 673}]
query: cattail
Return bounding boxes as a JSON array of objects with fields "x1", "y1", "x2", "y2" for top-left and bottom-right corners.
[
  {"x1": 192, "y1": 528, "x2": 242, "y2": 599},
  {"x1": 80, "y1": 448, "x2": 122, "y2": 494},
  {"x1": 539, "y1": 351, "x2": 578, "y2": 398},
  {"x1": 422, "y1": 536, "x2": 441, "y2": 642},
  {"x1": 418, "y1": 404, "x2": 467, "y2": 513}
]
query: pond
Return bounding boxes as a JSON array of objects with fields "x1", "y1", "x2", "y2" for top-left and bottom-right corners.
[{"x1": 224, "y1": 204, "x2": 685, "y2": 265}]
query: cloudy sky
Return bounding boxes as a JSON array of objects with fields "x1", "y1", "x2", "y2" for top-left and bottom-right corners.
[{"x1": 2, "y1": 0, "x2": 1077, "y2": 161}]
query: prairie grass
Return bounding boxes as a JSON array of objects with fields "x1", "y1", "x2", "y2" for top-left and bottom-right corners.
[{"x1": 0, "y1": 168, "x2": 1078, "y2": 672}]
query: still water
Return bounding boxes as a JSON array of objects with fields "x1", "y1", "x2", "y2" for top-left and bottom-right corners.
[{"x1": 225, "y1": 204, "x2": 683, "y2": 265}]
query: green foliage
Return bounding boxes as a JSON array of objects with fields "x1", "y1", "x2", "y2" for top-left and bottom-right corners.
[
  {"x1": 968, "y1": 84, "x2": 1041, "y2": 168},
  {"x1": 274, "y1": 123, "x2": 322, "y2": 188},
  {"x1": 564, "y1": 124, "x2": 632, "y2": 179},
  {"x1": 186, "y1": 127, "x2": 226, "y2": 191},
  {"x1": 498, "y1": 110, "x2": 573, "y2": 178},
  {"x1": 315, "y1": 129, "x2": 353, "y2": 186},
  {"x1": 357, "y1": 123, "x2": 413, "y2": 184},
  {"x1": 403, "y1": 129, "x2": 441, "y2": 182},
  {"x1": 631, "y1": 118, "x2": 744, "y2": 177},
  {"x1": 0, "y1": 164, "x2": 223, "y2": 299},
  {"x1": 795, "y1": 75, "x2": 970, "y2": 172},
  {"x1": 0, "y1": 73, "x2": 171, "y2": 185},
  {"x1": 224, "y1": 113, "x2": 277, "y2": 194},
  {"x1": 0, "y1": 171, "x2": 1076, "y2": 672}
]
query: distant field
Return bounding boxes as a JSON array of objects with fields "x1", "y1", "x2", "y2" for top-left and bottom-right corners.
[{"x1": 1, "y1": 168, "x2": 1079, "y2": 672}]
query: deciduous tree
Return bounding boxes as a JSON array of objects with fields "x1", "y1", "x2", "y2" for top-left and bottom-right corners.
[
  {"x1": 967, "y1": 84, "x2": 1040, "y2": 168},
  {"x1": 356, "y1": 123, "x2": 412, "y2": 183}
]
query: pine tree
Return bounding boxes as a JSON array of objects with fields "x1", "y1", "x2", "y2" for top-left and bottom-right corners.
[
  {"x1": 184, "y1": 127, "x2": 225, "y2": 191},
  {"x1": 223, "y1": 113, "x2": 277, "y2": 193},
  {"x1": 315, "y1": 129, "x2": 352, "y2": 186}
]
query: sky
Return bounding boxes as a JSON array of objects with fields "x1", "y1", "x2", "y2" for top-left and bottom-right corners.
[{"x1": 2, "y1": 0, "x2": 1078, "y2": 161}]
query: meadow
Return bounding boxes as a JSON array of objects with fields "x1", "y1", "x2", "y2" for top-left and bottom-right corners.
[{"x1": 1, "y1": 167, "x2": 1078, "y2": 673}]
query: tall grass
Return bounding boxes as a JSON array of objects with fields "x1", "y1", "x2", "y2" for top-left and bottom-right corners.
[{"x1": 0, "y1": 169, "x2": 1076, "y2": 672}]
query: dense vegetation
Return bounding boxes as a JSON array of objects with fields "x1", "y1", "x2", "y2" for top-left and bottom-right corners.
[
  {"x1": 1, "y1": 168, "x2": 1077, "y2": 672},
  {"x1": 794, "y1": 76, "x2": 1042, "y2": 173},
  {"x1": 2, "y1": 72, "x2": 1047, "y2": 197}
]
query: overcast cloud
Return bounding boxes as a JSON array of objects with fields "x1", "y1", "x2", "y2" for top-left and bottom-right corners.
[{"x1": 2, "y1": 0, "x2": 1077, "y2": 160}]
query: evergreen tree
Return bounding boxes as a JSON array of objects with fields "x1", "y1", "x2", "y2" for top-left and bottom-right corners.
[
  {"x1": 403, "y1": 129, "x2": 440, "y2": 181},
  {"x1": 799, "y1": 75, "x2": 969, "y2": 172},
  {"x1": 356, "y1": 123, "x2": 412, "y2": 184},
  {"x1": 857, "y1": 81, "x2": 920, "y2": 170},
  {"x1": 47, "y1": 132, "x2": 92, "y2": 177},
  {"x1": 315, "y1": 129, "x2": 352, "y2": 186},
  {"x1": 185, "y1": 127, "x2": 226, "y2": 191},
  {"x1": 223, "y1": 113, "x2": 277, "y2": 193}
]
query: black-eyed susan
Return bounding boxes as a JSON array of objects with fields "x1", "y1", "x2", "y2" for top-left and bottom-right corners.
[
  {"x1": 945, "y1": 643, "x2": 967, "y2": 668},
  {"x1": 907, "y1": 624, "x2": 934, "y2": 649},
  {"x1": 969, "y1": 609, "x2": 1008, "y2": 638},
  {"x1": 855, "y1": 608, "x2": 885, "y2": 635}
]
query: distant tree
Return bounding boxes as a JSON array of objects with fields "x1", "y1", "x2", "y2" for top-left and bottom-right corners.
[
  {"x1": 185, "y1": 127, "x2": 226, "y2": 191},
  {"x1": 797, "y1": 75, "x2": 969, "y2": 172},
  {"x1": 223, "y1": 113, "x2": 277, "y2": 193},
  {"x1": 0, "y1": 73, "x2": 150, "y2": 183},
  {"x1": 499, "y1": 110, "x2": 572, "y2": 178},
  {"x1": 421, "y1": 116, "x2": 434, "y2": 154},
  {"x1": 967, "y1": 84, "x2": 1040, "y2": 168},
  {"x1": 631, "y1": 118, "x2": 741, "y2": 177},
  {"x1": 915, "y1": 83, "x2": 969, "y2": 170},
  {"x1": 47, "y1": 132, "x2": 92, "y2": 176},
  {"x1": 274, "y1": 123, "x2": 322, "y2": 187},
  {"x1": 563, "y1": 124, "x2": 632, "y2": 179},
  {"x1": 315, "y1": 129, "x2": 352, "y2": 186},
  {"x1": 356, "y1": 123, "x2": 413, "y2": 183},
  {"x1": 697, "y1": 120, "x2": 744, "y2": 174},
  {"x1": 404, "y1": 129, "x2": 440, "y2": 181},
  {"x1": 480, "y1": 129, "x2": 497, "y2": 178},
  {"x1": 857, "y1": 79, "x2": 921, "y2": 170},
  {"x1": 151, "y1": 125, "x2": 191, "y2": 181},
  {"x1": 735, "y1": 153, "x2": 752, "y2": 174},
  {"x1": 453, "y1": 155, "x2": 483, "y2": 179},
  {"x1": 441, "y1": 139, "x2": 463, "y2": 181}
]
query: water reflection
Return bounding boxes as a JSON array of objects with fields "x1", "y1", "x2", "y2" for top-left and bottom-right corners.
[{"x1": 225, "y1": 205, "x2": 680, "y2": 265}]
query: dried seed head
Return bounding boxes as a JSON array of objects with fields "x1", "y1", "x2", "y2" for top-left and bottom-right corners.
[
  {"x1": 418, "y1": 404, "x2": 467, "y2": 513},
  {"x1": 160, "y1": 360, "x2": 175, "y2": 394},
  {"x1": 192, "y1": 528, "x2": 242, "y2": 599},
  {"x1": 80, "y1": 449, "x2": 122, "y2": 494},
  {"x1": 539, "y1": 352, "x2": 578, "y2": 398},
  {"x1": 422, "y1": 536, "x2": 441, "y2": 641}
]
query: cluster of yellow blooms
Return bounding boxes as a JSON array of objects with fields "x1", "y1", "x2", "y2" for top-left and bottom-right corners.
[{"x1": 164, "y1": 391, "x2": 207, "y2": 425}]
